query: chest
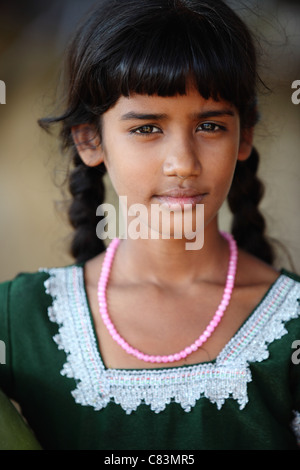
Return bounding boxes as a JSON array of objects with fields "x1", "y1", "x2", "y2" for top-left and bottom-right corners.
[{"x1": 87, "y1": 278, "x2": 273, "y2": 369}]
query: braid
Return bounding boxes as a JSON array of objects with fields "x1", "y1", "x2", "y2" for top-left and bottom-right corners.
[
  {"x1": 227, "y1": 148, "x2": 275, "y2": 265},
  {"x1": 68, "y1": 151, "x2": 106, "y2": 263}
]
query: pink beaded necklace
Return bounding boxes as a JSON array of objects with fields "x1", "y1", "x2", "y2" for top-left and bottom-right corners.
[{"x1": 97, "y1": 232, "x2": 238, "y2": 364}]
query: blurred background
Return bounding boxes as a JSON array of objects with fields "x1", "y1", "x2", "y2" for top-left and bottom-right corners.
[{"x1": 0, "y1": 0, "x2": 299, "y2": 281}]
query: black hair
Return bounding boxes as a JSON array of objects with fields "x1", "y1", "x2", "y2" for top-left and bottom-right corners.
[{"x1": 40, "y1": 0, "x2": 275, "y2": 264}]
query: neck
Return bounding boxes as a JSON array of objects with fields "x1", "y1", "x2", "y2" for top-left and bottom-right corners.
[{"x1": 114, "y1": 219, "x2": 230, "y2": 288}]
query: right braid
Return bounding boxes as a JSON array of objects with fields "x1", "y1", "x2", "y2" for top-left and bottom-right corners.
[
  {"x1": 68, "y1": 152, "x2": 107, "y2": 263},
  {"x1": 227, "y1": 147, "x2": 275, "y2": 265}
]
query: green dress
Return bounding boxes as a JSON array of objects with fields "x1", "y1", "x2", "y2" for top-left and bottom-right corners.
[{"x1": 0, "y1": 264, "x2": 299, "y2": 450}]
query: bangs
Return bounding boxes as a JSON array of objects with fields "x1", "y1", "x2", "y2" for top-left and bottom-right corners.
[
  {"x1": 84, "y1": 6, "x2": 256, "y2": 117},
  {"x1": 115, "y1": 19, "x2": 237, "y2": 101}
]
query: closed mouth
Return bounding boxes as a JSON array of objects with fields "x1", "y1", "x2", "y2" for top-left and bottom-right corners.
[{"x1": 153, "y1": 189, "x2": 208, "y2": 210}]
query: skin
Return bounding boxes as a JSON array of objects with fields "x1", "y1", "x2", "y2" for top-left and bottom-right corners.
[{"x1": 72, "y1": 87, "x2": 279, "y2": 369}]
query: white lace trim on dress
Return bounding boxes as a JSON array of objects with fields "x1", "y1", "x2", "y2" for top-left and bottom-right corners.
[
  {"x1": 40, "y1": 266, "x2": 300, "y2": 415},
  {"x1": 292, "y1": 411, "x2": 300, "y2": 446}
]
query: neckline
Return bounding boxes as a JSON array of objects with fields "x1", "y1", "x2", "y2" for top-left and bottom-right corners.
[{"x1": 78, "y1": 264, "x2": 285, "y2": 373}]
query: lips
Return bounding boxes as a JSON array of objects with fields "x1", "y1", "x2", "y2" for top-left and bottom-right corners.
[{"x1": 154, "y1": 188, "x2": 207, "y2": 210}]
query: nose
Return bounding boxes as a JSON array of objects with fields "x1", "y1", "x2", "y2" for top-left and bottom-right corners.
[{"x1": 162, "y1": 134, "x2": 201, "y2": 179}]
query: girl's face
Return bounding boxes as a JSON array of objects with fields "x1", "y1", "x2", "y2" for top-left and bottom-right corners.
[{"x1": 75, "y1": 87, "x2": 252, "y2": 236}]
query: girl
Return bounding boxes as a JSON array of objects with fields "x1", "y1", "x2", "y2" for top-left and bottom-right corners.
[{"x1": 0, "y1": 0, "x2": 300, "y2": 450}]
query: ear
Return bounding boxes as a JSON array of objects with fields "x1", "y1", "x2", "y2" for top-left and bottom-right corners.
[
  {"x1": 71, "y1": 124, "x2": 104, "y2": 167},
  {"x1": 237, "y1": 127, "x2": 254, "y2": 162}
]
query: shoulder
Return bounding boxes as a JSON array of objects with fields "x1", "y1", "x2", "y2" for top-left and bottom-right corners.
[
  {"x1": 0, "y1": 270, "x2": 48, "y2": 312},
  {"x1": 281, "y1": 268, "x2": 300, "y2": 284},
  {"x1": 0, "y1": 264, "x2": 85, "y2": 361},
  {"x1": 0, "y1": 263, "x2": 84, "y2": 312},
  {"x1": 235, "y1": 250, "x2": 300, "y2": 323},
  {"x1": 236, "y1": 249, "x2": 296, "y2": 288},
  {"x1": 1, "y1": 269, "x2": 48, "y2": 295}
]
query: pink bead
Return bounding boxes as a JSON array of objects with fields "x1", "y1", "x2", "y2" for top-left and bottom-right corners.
[
  {"x1": 215, "y1": 312, "x2": 223, "y2": 320},
  {"x1": 103, "y1": 320, "x2": 111, "y2": 329},
  {"x1": 210, "y1": 318, "x2": 219, "y2": 328}
]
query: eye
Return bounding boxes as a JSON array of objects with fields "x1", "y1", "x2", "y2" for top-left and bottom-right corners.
[
  {"x1": 198, "y1": 122, "x2": 225, "y2": 132},
  {"x1": 131, "y1": 125, "x2": 162, "y2": 135}
]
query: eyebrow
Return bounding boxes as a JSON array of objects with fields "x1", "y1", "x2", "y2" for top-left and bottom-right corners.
[
  {"x1": 120, "y1": 109, "x2": 235, "y2": 121},
  {"x1": 120, "y1": 112, "x2": 168, "y2": 121},
  {"x1": 192, "y1": 109, "x2": 235, "y2": 119}
]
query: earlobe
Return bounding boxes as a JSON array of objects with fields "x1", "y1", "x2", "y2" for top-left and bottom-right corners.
[
  {"x1": 237, "y1": 127, "x2": 254, "y2": 162},
  {"x1": 71, "y1": 124, "x2": 104, "y2": 167}
]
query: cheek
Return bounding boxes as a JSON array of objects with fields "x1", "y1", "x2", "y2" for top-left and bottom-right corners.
[
  {"x1": 205, "y1": 141, "x2": 239, "y2": 195},
  {"x1": 101, "y1": 139, "x2": 130, "y2": 192},
  {"x1": 103, "y1": 134, "x2": 159, "y2": 194},
  {"x1": 103, "y1": 148, "x2": 151, "y2": 199},
  {"x1": 207, "y1": 139, "x2": 238, "y2": 171}
]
